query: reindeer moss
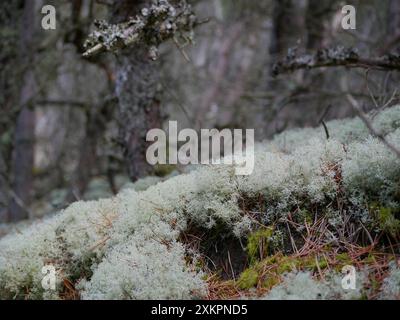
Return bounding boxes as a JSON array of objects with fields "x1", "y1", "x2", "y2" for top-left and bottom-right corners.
[{"x1": 1, "y1": 107, "x2": 400, "y2": 299}]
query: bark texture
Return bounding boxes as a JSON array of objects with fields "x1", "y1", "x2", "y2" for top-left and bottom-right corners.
[
  {"x1": 9, "y1": 0, "x2": 37, "y2": 221},
  {"x1": 112, "y1": 0, "x2": 162, "y2": 181},
  {"x1": 269, "y1": 0, "x2": 298, "y2": 60}
]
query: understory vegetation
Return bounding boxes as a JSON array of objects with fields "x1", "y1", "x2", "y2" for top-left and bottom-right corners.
[{"x1": 1, "y1": 106, "x2": 400, "y2": 300}]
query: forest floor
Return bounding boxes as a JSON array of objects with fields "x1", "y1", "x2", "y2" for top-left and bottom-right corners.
[{"x1": 1, "y1": 106, "x2": 400, "y2": 300}]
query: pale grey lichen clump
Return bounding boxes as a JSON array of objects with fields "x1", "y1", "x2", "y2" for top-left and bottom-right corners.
[
  {"x1": 270, "y1": 106, "x2": 400, "y2": 152},
  {"x1": 379, "y1": 262, "x2": 400, "y2": 299},
  {"x1": 263, "y1": 271, "x2": 368, "y2": 300},
  {"x1": 0, "y1": 106, "x2": 400, "y2": 299},
  {"x1": 0, "y1": 199, "x2": 120, "y2": 299},
  {"x1": 80, "y1": 239, "x2": 205, "y2": 299}
]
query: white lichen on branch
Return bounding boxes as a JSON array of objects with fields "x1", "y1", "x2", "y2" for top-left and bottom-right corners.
[
  {"x1": 273, "y1": 46, "x2": 400, "y2": 76},
  {"x1": 83, "y1": 0, "x2": 198, "y2": 59}
]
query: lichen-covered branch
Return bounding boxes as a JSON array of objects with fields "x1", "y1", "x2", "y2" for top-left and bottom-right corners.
[
  {"x1": 273, "y1": 46, "x2": 400, "y2": 76},
  {"x1": 83, "y1": 0, "x2": 198, "y2": 59}
]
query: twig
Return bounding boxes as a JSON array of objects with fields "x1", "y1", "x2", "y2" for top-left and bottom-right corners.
[
  {"x1": 365, "y1": 69, "x2": 379, "y2": 109},
  {"x1": 346, "y1": 94, "x2": 400, "y2": 159},
  {"x1": 8, "y1": 189, "x2": 32, "y2": 218},
  {"x1": 227, "y1": 250, "x2": 235, "y2": 280},
  {"x1": 321, "y1": 121, "x2": 330, "y2": 140},
  {"x1": 319, "y1": 104, "x2": 331, "y2": 140},
  {"x1": 173, "y1": 36, "x2": 191, "y2": 62}
]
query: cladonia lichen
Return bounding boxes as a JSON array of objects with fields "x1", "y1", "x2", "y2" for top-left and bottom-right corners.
[{"x1": 1, "y1": 106, "x2": 400, "y2": 299}]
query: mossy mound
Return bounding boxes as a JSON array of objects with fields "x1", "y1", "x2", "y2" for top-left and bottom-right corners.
[{"x1": 1, "y1": 106, "x2": 400, "y2": 299}]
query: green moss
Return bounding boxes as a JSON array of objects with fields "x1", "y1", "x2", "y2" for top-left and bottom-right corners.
[
  {"x1": 238, "y1": 250, "x2": 344, "y2": 294},
  {"x1": 154, "y1": 164, "x2": 176, "y2": 177},
  {"x1": 195, "y1": 259, "x2": 205, "y2": 272},
  {"x1": 370, "y1": 203, "x2": 400, "y2": 237},
  {"x1": 262, "y1": 255, "x2": 279, "y2": 266},
  {"x1": 332, "y1": 252, "x2": 353, "y2": 271},
  {"x1": 296, "y1": 209, "x2": 314, "y2": 225},
  {"x1": 370, "y1": 277, "x2": 381, "y2": 292},
  {"x1": 276, "y1": 256, "x2": 300, "y2": 274},
  {"x1": 309, "y1": 256, "x2": 328, "y2": 270},
  {"x1": 377, "y1": 207, "x2": 400, "y2": 237},
  {"x1": 236, "y1": 252, "x2": 342, "y2": 293},
  {"x1": 362, "y1": 254, "x2": 376, "y2": 265},
  {"x1": 247, "y1": 227, "x2": 274, "y2": 264},
  {"x1": 281, "y1": 254, "x2": 329, "y2": 273},
  {"x1": 262, "y1": 275, "x2": 280, "y2": 290},
  {"x1": 237, "y1": 268, "x2": 259, "y2": 290},
  {"x1": 358, "y1": 292, "x2": 369, "y2": 300},
  {"x1": 336, "y1": 252, "x2": 351, "y2": 262}
]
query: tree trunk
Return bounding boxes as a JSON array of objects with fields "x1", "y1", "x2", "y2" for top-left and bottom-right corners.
[
  {"x1": 265, "y1": 0, "x2": 301, "y2": 136},
  {"x1": 388, "y1": 0, "x2": 400, "y2": 53},
  {"x1": 0, "y1": 154, "x2": 8, "y2": 222},
  {"x1": 305, "y1": 0, "x2": 337, "y2": 50},
  {"x1": 389, "y1": 0, "x2": 400, "y2": 34},
  {"x1": 111, "y1": 0, "x2": 162, "y2": 181},
  {"x1": 0, "y1": 1, "x2": 25, "y2": 222},
  {"x1": 9, "y1": 0, "x2": 37, "y2": 221},
  {"x1": 269, "y1": 0, "x2": 298, "y2": 61},
  {"x1": 305, "y1": 0, "x2": 325, "y2": 50}
]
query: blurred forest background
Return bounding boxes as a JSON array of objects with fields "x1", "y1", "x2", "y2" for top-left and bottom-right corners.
[{"x1": 1, "y1": 0, "x2": 400, "y2": 225}]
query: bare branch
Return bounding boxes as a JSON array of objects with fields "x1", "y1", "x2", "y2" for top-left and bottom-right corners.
[
  {"x1": 346, "y1": 94, "x2": 400, "y2": 159},
  {"x1": 273, "y1": 47, "x2": 400, "y2": 76}
]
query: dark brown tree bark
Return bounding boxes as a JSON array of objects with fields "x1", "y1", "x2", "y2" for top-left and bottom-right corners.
[
  {"x1": 0, "y1": 2, "x2": 20, "y2": 222},
  {"x1": 305, "y1": 0, "x2": 338, "y2": 50},
  {"x1": 9, "y1": 107, "x2": 35, "y2": 222},
  {"x1": 111, "y1": 0, "x2": 162, "y2": 182},
  {"x1": 269, "y1": 0, "x2": 298, "y2": 61},
  {"x1": 303, "y1": 0, "x2": 334, "y2": 118},
  {"x1": 0, "y1": 154, "x2": 8, "y2": 222},
  {"x1": 305, "y1": 0, "x2": 325, "y2": 50},
  {"x1": 265, "y1": 0, "x2": 302, "y2": 136},
  {"x1": 9, "y1": 0, "x2": 37, "y2": 221},
  {"x1": 69, "y1": 0, "x2": 85, "y2": 50},
  {"x1": 389, "y1": 0, "x2": 400, "y2": 35},
  {"x1": 388, "y1": 0, "x2": 400, "y2": 53}
]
